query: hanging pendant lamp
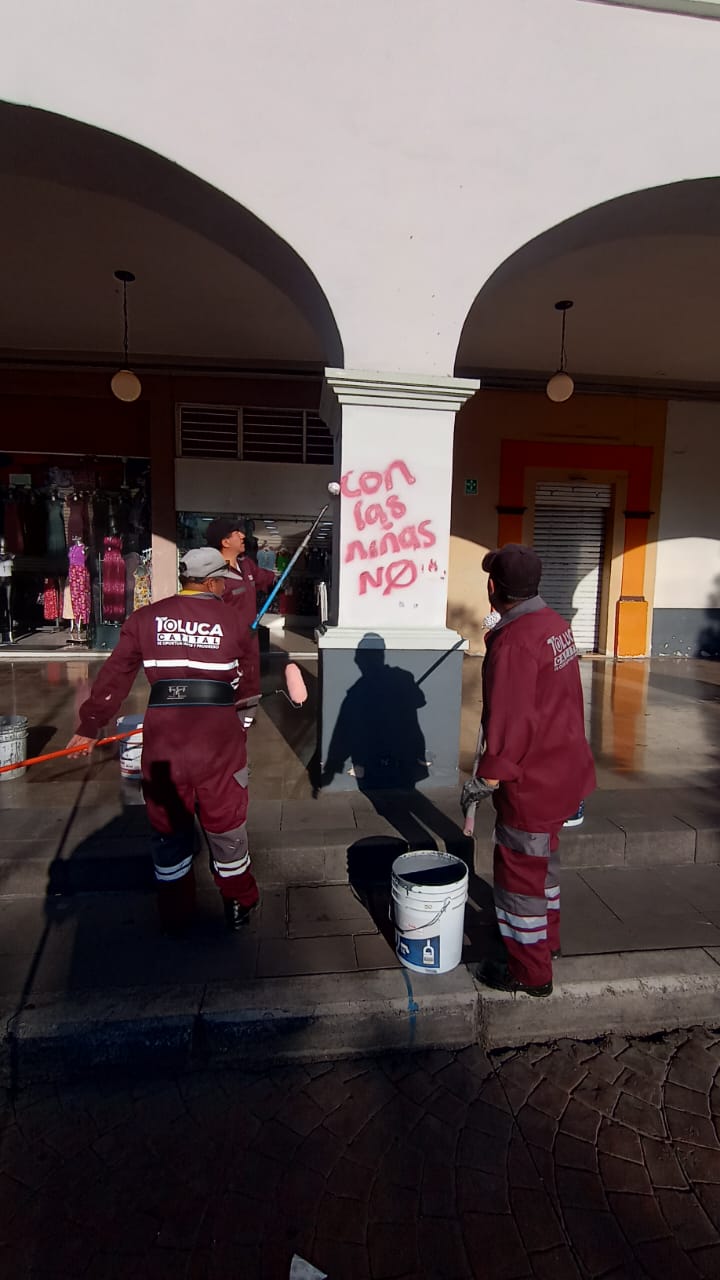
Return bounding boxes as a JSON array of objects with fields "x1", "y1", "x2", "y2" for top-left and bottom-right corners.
[
  {"x1": 110, "y1": 269, "x2": 142, "y2": 402},
  {"x1": 546, "y1": 299, "x2": 575, "y2": 403}
]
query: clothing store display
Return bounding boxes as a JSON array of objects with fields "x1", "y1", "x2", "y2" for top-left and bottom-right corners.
[
  {"x1": 3, "y1": 500, "x2": 23, "y2": 554},
  {"x1": 24, "y1": 495, "x2": 47, "y2": 554},
  {"x1": 257, "y1": 545, "x2": 277, "y2": 571},
  {"x1": 47, "y1": 499, "x2": 66, "y2": 555},
  {"x1": 92, "y1": 495, "x2": 109, "y2": 545},
  {"x1": 43, "y1": 578, "x2": 61, "y2": 622},
  {"x1": 102, "y1": 535, "x2": 126, "y2": 622},
  {"x1": 134, "y1": 556, "x2": 152, "y2": 610},
  {"x1": 67, "y1": 495, "x2": 89, "y2": 544},
  {"x1": 68, "y1": 543, "x2": 91, "y2": 625},
  {"x1": 124, "y1": 552, "x2": 140, "y2": 616},
  {"x1": 0, "y1": 556, "x2": 13, "y2": 638},
  {"x1": 0, "y1": 457, "x2": 152, "y2": 650}
]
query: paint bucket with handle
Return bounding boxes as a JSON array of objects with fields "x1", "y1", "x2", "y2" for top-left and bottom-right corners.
[{"x1": 391, "y1": 850, "x2": 468, "y2": 974}]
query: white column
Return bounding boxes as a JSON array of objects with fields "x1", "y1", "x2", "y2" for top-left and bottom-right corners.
[
  {"x1": 317, "y1": 369, "x2": 480, "y2": 791},
  {"x1": 320, "y1": 369, "x2": 480, "y2": 647}
]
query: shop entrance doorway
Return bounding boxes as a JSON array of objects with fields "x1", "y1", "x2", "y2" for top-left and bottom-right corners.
[{"x1": 533, "y1": 482, "x2": 612, "y2": 652}]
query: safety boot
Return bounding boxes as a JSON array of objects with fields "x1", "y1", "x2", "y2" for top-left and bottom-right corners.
[{"x1": 223, "y1": 898, "x2": 259, "y2": 931}]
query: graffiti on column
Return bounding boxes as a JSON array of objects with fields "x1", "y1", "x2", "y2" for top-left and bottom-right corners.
[{"x1": 341, "y1": 460, "x2": 444, "y2": 600}]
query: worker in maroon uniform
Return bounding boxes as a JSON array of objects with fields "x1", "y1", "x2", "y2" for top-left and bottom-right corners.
[
  {"x1": 205, "y1": 518, "x2": 276, "y2": 727},
  {"x1": 461, "y1": 544, "x2": 595, "y2": 997},
  {"x1": 66, "y1": 547, "x2": 260, "y2": 935}
]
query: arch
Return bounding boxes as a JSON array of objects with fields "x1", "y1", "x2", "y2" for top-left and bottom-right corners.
[
  {"x1": 0, "y1": 100, "x2": 343, "y2": 367},
  {"x1": 455, "y1": 178, "x2": 720, "y2": 389},
  {"x1": 449, "y1": 179, "x2": 720, "y2": 661}
]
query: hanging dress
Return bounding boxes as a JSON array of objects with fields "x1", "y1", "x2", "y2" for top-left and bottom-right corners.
[
  {"x1": 43, "y1": 578, "x2": 61, "y2": 621},
  {"x1": 68, "y1": 543, "x2": 91, "y2": 625},
  {"x1": 133, "y1": 559, "x2": 152, "y2": 610},
  {"x1": 46, "y1": 499, "x2": 66, "y2": 555},
  {"x1": 102, "y1": 535, "x2": 126, "y2": 622},
  {"x1": 67, "y1": 495, "x2": 89, "y2": 544}
]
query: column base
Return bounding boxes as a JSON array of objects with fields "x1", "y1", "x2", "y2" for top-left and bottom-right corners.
[
  {"x1": 316, "y1": 626, "x2": 467, "y2": 792},
  {"x1": 615, "y1": 598, "x2": 649, "y2": 658}
]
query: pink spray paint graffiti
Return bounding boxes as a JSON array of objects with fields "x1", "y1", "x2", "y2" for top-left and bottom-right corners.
[{"x1": 340, "y1": 460, "x2": 444, "y2": 600}]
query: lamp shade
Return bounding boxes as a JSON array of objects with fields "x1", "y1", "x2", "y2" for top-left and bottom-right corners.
[
  {"x1": 111, "y1": 369, "x2": 142, "y2": 402},
  {"x1": 546, "y1": 371, "x2": 574, "y2": 403}
]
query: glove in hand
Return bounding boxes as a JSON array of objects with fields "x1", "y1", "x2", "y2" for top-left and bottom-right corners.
[{"x1": 460, "y1": 776, "x2": 499, "y2": 818}]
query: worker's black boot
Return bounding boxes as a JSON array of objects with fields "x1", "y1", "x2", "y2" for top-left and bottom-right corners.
[{"x1": 223, "y1": 897, "x2": 258, "y2": 931}]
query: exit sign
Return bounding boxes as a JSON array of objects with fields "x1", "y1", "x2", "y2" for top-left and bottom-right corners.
[{"x1": 464, "y1": 478, "x2": 478, "y2": 496}]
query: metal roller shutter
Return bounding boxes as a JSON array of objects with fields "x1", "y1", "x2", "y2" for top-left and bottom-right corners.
[{"x1": 533, "y1": 483, "x2": 612, "y2": 652}]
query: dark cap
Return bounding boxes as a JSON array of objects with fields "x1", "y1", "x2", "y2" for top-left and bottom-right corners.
[
  {"x1": 482, "y1": 543, "x2": 542, "y2": 600},
  {"x1": 206, "y1": 517, "x2": 244, "y2": 550}
]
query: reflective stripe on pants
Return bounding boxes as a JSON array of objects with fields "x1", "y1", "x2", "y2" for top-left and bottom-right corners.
[{"x1": 493, "y1": 821, "x2": 561, "y2": 988}]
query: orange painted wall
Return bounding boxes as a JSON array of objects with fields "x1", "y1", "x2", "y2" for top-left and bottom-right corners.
[{"x1": 449, "y1": 388, "x2": 666, "y2": 653}]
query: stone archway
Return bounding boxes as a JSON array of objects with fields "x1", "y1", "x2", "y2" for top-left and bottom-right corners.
[{"x1": 450, "y1": 178, "x2": 720, "y2": 659}]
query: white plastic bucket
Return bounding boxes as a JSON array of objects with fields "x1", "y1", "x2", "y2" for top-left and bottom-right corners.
[
  {"x1": 117, "y1": 715, "x2": 144, "y2": 778},
  {"x1": 391, "y1": 850, "x2": 469, "y2": 975},
  {"x1": 0, "y1": 715, "x2": 29, "y2": 782}
]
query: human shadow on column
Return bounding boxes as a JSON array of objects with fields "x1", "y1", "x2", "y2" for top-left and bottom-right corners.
[{"x1": 320, "y1": 633, "x2": 471, "y2": 856}]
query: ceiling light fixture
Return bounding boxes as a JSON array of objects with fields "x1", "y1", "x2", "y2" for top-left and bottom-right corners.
[
  {"x1": 110, "y1": 269, "x2": 142, "y2": 402},
  {"x1": 546, "y1": 299, "x2": 575, "y2": 403}
]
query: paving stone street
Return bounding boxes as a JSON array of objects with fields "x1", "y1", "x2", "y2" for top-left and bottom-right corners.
[{"x1": 3, "y1": 1027, "x2": 720, "y2": 1279}]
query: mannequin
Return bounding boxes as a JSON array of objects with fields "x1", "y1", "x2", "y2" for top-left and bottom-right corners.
[
  {"x1": 0, "y1": 537, "x2": 14, "y2": 642},
  {"x1": 67, "y1": 537, "x2": 91, "y2": 644}
]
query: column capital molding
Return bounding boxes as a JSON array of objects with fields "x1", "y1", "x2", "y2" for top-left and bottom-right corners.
[{"x1": 320, "y1": 368, "x2": 480, "y2": 432}]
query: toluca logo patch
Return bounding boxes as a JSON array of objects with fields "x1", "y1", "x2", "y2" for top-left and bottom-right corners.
[{"x1": 155, "y1": 616, "x2": 223, "y2": 649}]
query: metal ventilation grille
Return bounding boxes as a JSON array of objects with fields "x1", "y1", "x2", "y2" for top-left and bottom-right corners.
[
  {"x1": 305, "y1": 412, "x2": 334, "y2": 464},
  {"x1": 242, "y1": 408, "x2": 304, "y2": 462},
  {"x1": 178, "y1": 405, "x2": 333, "y2": 464},
  {"x1": 179, "y1": 407, "x2": 239, "y2": 458}
]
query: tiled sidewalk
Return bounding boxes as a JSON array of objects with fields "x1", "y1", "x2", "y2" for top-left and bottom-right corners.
[
  {"x1": 3, "y1": 850, "x2": 720, "y2": 997},
  {"x1": 3, "y1": 1028, "x2": 720, "y2": 1278}
]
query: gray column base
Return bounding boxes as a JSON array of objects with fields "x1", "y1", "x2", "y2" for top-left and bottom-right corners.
[
  {"x1": 652, "y1": 608, "x2": 720, "y2": 659},
  {"x1": 317, "y1": 626, "x2": 466, "y2": 792}
]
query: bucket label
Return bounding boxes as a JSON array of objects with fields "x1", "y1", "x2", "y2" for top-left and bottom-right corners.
[{"x1": 396, "y1": 934, "x2": 441, "y2": 970}]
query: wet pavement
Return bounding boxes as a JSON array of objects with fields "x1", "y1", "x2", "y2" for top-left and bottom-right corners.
[
  {"x1": 1, "y1": 652, "x2": 720, "y2": 999},
  {"x1": 1, "y1": 651, "x2": 719, "y2": 803},
  {"x1": 3, "y1": 1029, "x2": 720, "y2": 1278}
]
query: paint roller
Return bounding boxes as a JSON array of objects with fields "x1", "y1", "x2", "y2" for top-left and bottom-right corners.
[{"x1": 281, "y1": 662, "x2": 308, "y2": 707}]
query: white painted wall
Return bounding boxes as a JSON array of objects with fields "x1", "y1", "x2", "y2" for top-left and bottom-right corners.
[
  {"x1": 174, "y1": 459, "x2": 333, "y2": 516},
  {"x1": 2, "y1": 1, "x2": 720, "y2": 371},
  {"x1": 655, "y1": 402, "x2": 720, "y2": 608}
]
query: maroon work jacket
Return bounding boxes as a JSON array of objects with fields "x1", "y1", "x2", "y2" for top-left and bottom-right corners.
[
  {"x1": 476, "y1": 596, "x2": 596, "y2": 831},
  {"x1": 220, "y1": 557, "x2": 276, "y2": 702},
  {"x1": 77, "y1": 591, "x2": 253, "y2": 745}
]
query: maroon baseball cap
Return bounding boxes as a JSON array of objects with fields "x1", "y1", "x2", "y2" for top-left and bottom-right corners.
[{"x1": 482, "y1": 544, "x2": 542, "y2": 600}]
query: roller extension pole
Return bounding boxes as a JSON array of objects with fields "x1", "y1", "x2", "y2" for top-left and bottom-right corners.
[
  {"x1": 0, "y1": 729, "x2": 142, "y2": 776},
  {"x1": 251, "y1": 504, "x2": 329, "y2": 631}
]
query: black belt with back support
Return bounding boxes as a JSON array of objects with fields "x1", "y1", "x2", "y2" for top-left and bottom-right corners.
[{"x1": 148, "y1": 679, "x2": 235, "y2": 708}]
